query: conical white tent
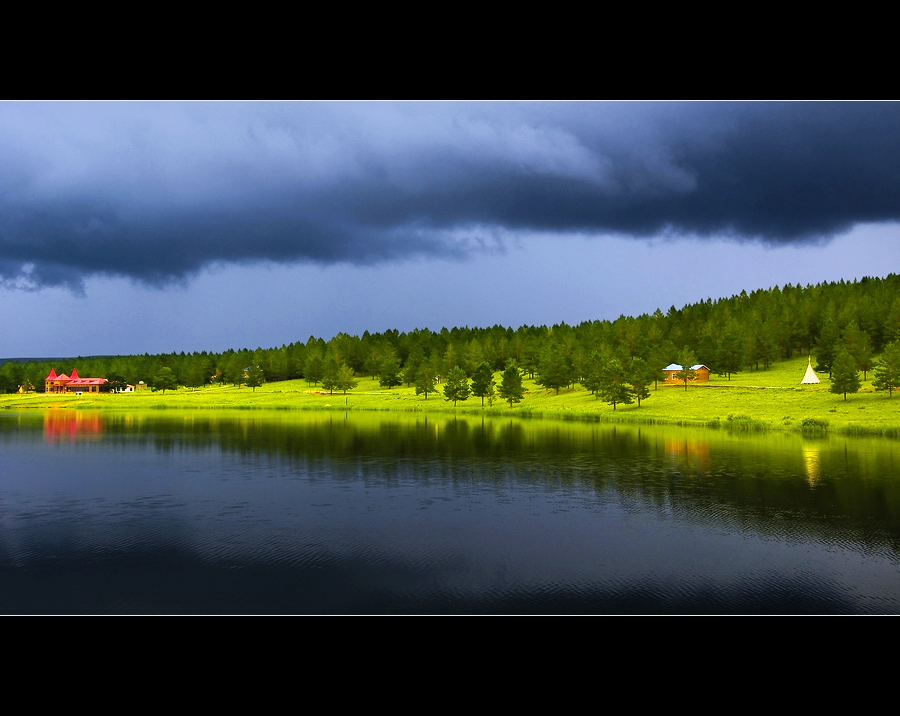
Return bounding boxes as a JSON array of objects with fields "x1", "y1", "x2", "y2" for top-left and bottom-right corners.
[{"x1": 801, "y1": 357, "x2": 820, "y2": 384}]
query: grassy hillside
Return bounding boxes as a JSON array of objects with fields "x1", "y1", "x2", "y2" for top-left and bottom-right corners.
[{"x1": 3, "y1": 354, "x2": 898, "y2": 437}]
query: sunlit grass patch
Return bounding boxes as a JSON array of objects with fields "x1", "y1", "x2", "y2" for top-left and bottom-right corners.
[{"x1": 2, "y1": 354, "x2": 898, "y2": 436}]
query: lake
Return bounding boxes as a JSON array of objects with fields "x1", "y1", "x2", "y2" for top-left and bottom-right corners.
[{"x1": 1, "y1": 410, "x2": 898, "y2": 613}]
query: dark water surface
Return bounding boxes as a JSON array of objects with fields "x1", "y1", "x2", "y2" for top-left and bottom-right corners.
[{"x1": 1, "y1": 410, "x2": 898, "y2": 613}]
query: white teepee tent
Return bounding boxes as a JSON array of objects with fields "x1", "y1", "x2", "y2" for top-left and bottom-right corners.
[{"x1": 801, "y1": 356, "x2": 820, "y2": 384}]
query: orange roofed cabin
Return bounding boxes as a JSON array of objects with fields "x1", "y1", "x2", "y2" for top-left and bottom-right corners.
[
  {"x1": 662, "y1": 364, "x2": 711, "y2": 385},
  {"x1": 45, "y1": 368, "x2": 108, "y2": 394}
]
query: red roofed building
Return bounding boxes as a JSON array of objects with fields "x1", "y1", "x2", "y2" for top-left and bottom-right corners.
[{"x1": 45, "y1": 368, "x2": 108, "y2": 394}]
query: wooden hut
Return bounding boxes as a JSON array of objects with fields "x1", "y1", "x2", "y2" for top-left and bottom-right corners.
[{"x1": 662, "y1": 364, "x2": 711, "y2": 384}]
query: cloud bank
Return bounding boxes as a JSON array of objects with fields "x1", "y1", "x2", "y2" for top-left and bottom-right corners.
[{"x1": 1, "y1": 102, "x2": 898, "y2": 290}]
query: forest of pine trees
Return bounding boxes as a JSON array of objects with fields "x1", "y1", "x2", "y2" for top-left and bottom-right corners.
[{"x1": 3, "y1": 274, "x2": 900, "y2": 395}]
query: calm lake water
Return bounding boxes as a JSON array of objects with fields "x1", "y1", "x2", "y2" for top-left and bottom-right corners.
[{"x1": 1, "y1": 410, "x2": 898, "y2": 614}]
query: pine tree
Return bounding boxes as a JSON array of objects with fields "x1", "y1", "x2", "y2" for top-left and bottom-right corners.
[
  {"x1": 470, "y1": 361, "x2": 495, "y2": 407},
  {"x1": 873, "y1": 341, "x2": 900, "y2": 398},
  {"x1": 841, "y1": 321, "x2": 875, "y2": 378},
  {"x1": 378, "y1": 351, "x2": 402, "y2": 389},
  {"x1": 465, "y1": 340, "x2": 483, "y2": 377},
  {"x1": 304, "y1": 354, "x2": 324, "y2": 386},
  {"x1": 815, "y1": 312, "x2": 842, "y2": 378},
  {"x1": 884, "y1": 298, "x2": 900, "y2": 345},
  {"x1": 715, "y1": 319, "x2": 744, "y2": 380},
  {"x1": 364, "y1": 349, "x2": 381, "y2": 379},
  {"x1": 321, "y1": 357, "x2": 340, "y2": 394},
  {"x1": 246, "y1": 365, "x2": 264, "y2": 392},
  {"x1": 598, "y1": 357, "x2": 633, "y2": 411},
  {"x1": 443, "y1": 366, "x2": 470, "y2": 406},
  {"x1": 857, "y1": 333, "x2": 875, "y2": 380},
  {"x1": 628, "y1": 357, "x2": 654, "y2": 407},
  {"x1": 536, "y1": 343, "x2": 571, "y2": 394},
  {"x1": 520, "y1": 339, "x2": 540, "y2": 379},
  {"x1": 336, "y1": 364, "x2": 358, "y2": 394},
  {"x1": 415, "y1": 363, "x2": 437, "y2": 400},
  {"x1": 151, "y1": 367, "x2": 178, "y2": 395},
  {"x1": 581, "y1": 350, "x2": 605, "y2": 395},
  {"x1": 498, "y1": 362, "x2": 525, "y2": 407},
  {"x1": 830, "y1": 349, "x2": 861, "y2": 401}
]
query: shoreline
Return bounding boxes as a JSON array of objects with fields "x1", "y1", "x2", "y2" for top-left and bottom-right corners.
[{"x1": 3, "y1": 382, "x2": 898, "y2": 439}]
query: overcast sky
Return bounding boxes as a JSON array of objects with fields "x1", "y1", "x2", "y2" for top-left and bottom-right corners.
[{"x1": 2, "y1": 101, "x2": 899, "y2": 357}]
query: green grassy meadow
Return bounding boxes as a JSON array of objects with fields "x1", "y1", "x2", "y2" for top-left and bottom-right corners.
[{"x1": 2, "y1": 354, "x2": 898, "y2": 437}]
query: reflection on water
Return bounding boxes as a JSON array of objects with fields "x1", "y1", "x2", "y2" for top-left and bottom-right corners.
[
  {"x1": 43, "y1": 411, "x2": 104, "y2": 443},
  {"x1": 0, "y1": 410, "x2": 898, "y2": 613},
  {"x1": 803, "y1": 446, "x2": 820, "y2": 487}
]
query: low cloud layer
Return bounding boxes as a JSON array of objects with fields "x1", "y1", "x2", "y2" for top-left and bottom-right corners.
[{"x1": 2, "y1": 102, "x2": 898, "y2": 290}]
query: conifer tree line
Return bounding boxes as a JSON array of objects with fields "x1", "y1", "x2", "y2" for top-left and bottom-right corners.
[{"x1": 4, "y1": 274, "x2": 900, "y2": 395}]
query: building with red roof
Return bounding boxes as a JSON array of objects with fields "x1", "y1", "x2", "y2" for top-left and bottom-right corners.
[{"x1": 45, "y1": 368, "x2": 108, "y2": 394}]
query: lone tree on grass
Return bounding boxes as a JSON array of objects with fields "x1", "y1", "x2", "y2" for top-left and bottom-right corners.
[
  {"x1": 246, "y1": 365, "x2": 265, "y2": 392},
  {"x1": 498, "y1": 362, "x2": 524, "y2": 408},
  {"x1": 336, "y1": 364, "x2": 358, "y2": 394},
  {"x1": 151, "y1": 367, "x2": 178, "y2": 395},
  {"x1": 830, "y1": 349, "x2": 861, "y2": 400},
  {"x1": 321, "y1": 358, "x2": 340, "y2": 394},
  {"x1": 443, "y1": 366, "x2": 470, "y2": 406}
]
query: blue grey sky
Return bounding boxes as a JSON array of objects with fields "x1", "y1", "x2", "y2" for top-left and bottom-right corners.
[{"x1": 2, "y1": 102, "x2": 898, "y2": 356}]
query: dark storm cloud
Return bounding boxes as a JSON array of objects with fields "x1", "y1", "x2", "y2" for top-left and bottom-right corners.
[{"x1": 1, "y1": 102, "x2": 898, "y2": 289}]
